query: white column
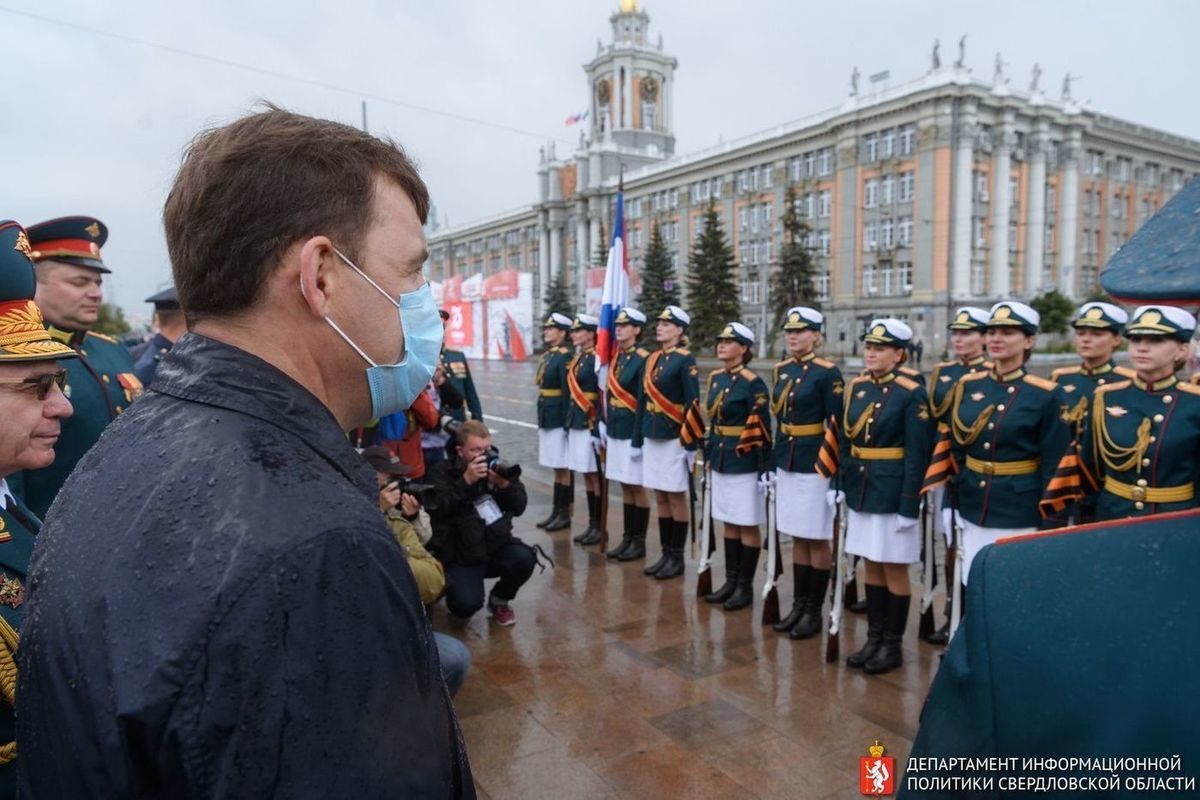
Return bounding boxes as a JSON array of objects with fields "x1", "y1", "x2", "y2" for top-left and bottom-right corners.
[
  {"x1": 1059, "y1": 126, "x2": 1083, "y2": 300},
  {"x1": 622, "y1": 59, "x2": 634, "y2": 130},
  {"x1": 549, "y1": 225, "x2": 563, "y2": 284},
  {"x1": 576, "y1": 205, "x2": 590, "y2": 270},
  {"x1": 612, "y1": 63, "x2": 620, "y2": 131},
  {"x1": 1024, "y1": 119, "x2": 1048, "y2": 298},
  {"x1": 951, "y1": 105, "x2": 976, "y2": 300},
  {"x1": 990, "y1": 111, "x2": 1014, "y2": 297},
  {"x1": 538, "y1": 218, "x2": 551, "y2": 318},
  {"x1": 590, "y1": 216, "x2": 602, "y2": 255},
  {"x1": 663, "y1": 74, "x2": 672, "y2": 134}
]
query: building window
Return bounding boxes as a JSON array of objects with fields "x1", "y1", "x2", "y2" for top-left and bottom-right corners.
[
  {"x1": 750, "y1": 206, "x2": 759, "y2": 233},
  {"x1": 881, "y1": 218, "x2": 894, "y2": 249},
  {"x1": 864, "y1": 179, "x2": 878, "y2": 208},
  {"x1": 898, "y1": 217, "x2": 912, "y2": 247},
  {"x1": 879, "y1": 259, "x2": 894, "y2": 296},
  {"x1": 819, "y1": 190, "x2": 831, "y2": 218},
  {"x1": 1145, "y1": 163, "x2": 1159, "y2": 187},
  {"x1": 790, "y1": 158, "x2": 802, "y2": 182},
  {"x1": 1046, "y1": 141, "x2": 1060, "y2": 170},
  {"x1": 805, "y1": 151, "x2": 817, "y2": 178},
  {"x1": 1009, "y1": 220, "x2": 1018, "y2": 252},
  {"x1": 1111, "y1": 194, "x2": 1124, "y2": 219},
  {"x1": 670, "y1": 188, "x2": 679, "y2": 209},
  {"x1": 1044, "y1": 222, "x2": 1055, "y2": 253},
  {"x1": 973, "y1": 218, "x2": 986, "y2": 249},
  {"x1": 882, "y1": 175, "x2": 895, "y2": 206},
  {"x1": 863, "y1": 263, "x2": 878, "y2": 295},
  {"x1": 899, "y1": 124, "x2": 916, "y2": 156},
  {"x1": 970, "y1": 262, "x2": 986, "y2": 295},
  {"x1": 761, "y1": 165, "x2": 773, "y2": 189},
  {"x1": 819, "y1": 230, "x2": 831, "y2": 255},
  {"x1": 898, "y1": 261, "x2": 912, "y2": 293},
  {"x1": 1087, "y1": 150, "x2": 1105, "y2": 177},
  {"x1": 739, "y1": 207, "x2": 748, "y2": 231},
  {"x1": 975, "y1": 171, "x2": 989, "y2": 203},
  {"x1": 1046, "y1": 185, "x2": 1056, "y2": 212},
  {"x1": 816, "y1": 270, "x2": 831, "y2": 300},
  {"x1": 899, "y1": 171, "x2": 914, "y2": 202},
  {"x1": 864, "y1": 223, "x2": 877, "y2": 252},
  {"x1": 1009, "y1": 178, "x2": 1019, "y2": 209},
  {"x1": 803, "y1": 193, "x2": 816, "y2": 219},
  {"x1": 818, "y1": 148, "x2": 833, "y2": 176},
  {"x1": 1080, "y1": 264, "x2": 1098, "y2": 294},
  {"x1": 1116, "y1": 157, "x2": 1131, "y2": 183},
  {"x1": 865, "y1": 134, "x2": 879, "y2": 163},
  {"x1": 670, "y1": 252, "x2": 679, "y2": 271},
  {"x1": 641, "y1": 101, "x2": 656, "y2": 131},
  {"x1": 881, "y1": 128, "x2": 895, "y2": 159}
]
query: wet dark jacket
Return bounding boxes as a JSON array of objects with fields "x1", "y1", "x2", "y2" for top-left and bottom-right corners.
[
  {"x1": 17, "y1": 333, "x2": 474, "y2": 799},
  {"x1": 426, "y1": 453, "x2": 527, "y2": 567}
]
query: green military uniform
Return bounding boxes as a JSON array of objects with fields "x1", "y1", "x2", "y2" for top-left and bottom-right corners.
[
  {"x1": 440, "y1": 348, "x2": 482, "y2": 422},
  {"x1": 704, "y1": 365, "x2": 769, "y2": 474},
  {"x1": 840, "y1": 370, "x2": 933, "y2": 518},
  {"x1": 535, "y1": 342, "x2": 571, "y2": 431},
  {"x1": 0, "y1": 219, "x2": 79, "y2": 797},
  {"x1": 564, "y1": 346, "x2": 599, "y2": 434},
  {"x1": 606, "y1": 344, "x2": 647, "y2": 446},
  {"x1": 928, "y1": 355, "x2": 989, "y2": 424},
  {"x1": 17, "y1": 327, "x2": 140, "y2": 518},
  {"x1": 1051, "y1": 361, "x2": 1134, "y2": 433},
  {"x1": 640, "y1": 345, "x2": 700, "y2": 445},
  {"x1": 1078, "y1": 306, "x2": 1200, "y2": 521},
  {"x1": 771, "y1": 352, "x2": 843, "y2": 473}
]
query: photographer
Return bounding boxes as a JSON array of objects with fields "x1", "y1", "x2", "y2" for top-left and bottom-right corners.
[
  {"x1": 427, "y1": 420, "x2": 533, "y2": 626},
  {"x1": 363, "y1": 446, "x2": 471, "y2": 697}
]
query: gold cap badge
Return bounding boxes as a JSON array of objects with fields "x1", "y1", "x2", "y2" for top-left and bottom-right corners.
[{"x1": 85, "y1": 222, "x2": 101, "y2": 238}]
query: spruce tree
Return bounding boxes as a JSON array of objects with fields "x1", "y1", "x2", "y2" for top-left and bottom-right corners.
[
  {"x1": 592, "y1": 221, "x2": 609, "y2": 267},
  {"x1": 770, "y1": 185, "x2": 819, "y2": 333},
  {"x1": 686, "y1": 202, "x2": 740, "y2": 350},
  {"x1": 543, "y1": 273, "x2": 574, "y2": 319},
  {"x1": 636, "y1": 219, "x2": 679, "y2": 316}
]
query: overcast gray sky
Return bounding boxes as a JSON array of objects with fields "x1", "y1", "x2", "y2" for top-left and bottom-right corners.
[{"x1": 3, "y1": 0, "x2": 1197, "y2": 323}]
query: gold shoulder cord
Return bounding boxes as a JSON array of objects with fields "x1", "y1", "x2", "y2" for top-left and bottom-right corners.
[
  {"x1": 534, "y1": 354, "x2": 546, "y2": 386},
  {"x1": 949, "y1": 380, "x2": 995, "y2": 446},
  {"x1": 706, "y1": 372, "x2": 729, "y2": 421},
  {"x1": 0, "y1": 616, "x2": 17, "y2": 764},
  {"x1": 1064, "y1": 396, "x2": 1089, "y2": 427},
  {"x1": 928, "y1": 367, "x2": 956, "y2": 419},
  {"x1": 1093, "y1": 397, "x2": 1152, "y2": 473},
  {"x1": 772, "y1": 377, "x2": 796, "y2": 417},
  {"x1": 842, "y1": 390, "x2": 876, "y2": 442}
]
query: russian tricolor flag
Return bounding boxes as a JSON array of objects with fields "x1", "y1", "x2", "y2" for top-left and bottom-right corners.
[{"x1": 595, "y1": 185, "x2": 628, "y2": 393}]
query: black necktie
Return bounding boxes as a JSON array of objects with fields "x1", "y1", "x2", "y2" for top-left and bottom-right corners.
[{"x1": 4, "y1": 497, "x2": 30, "y2": 530}]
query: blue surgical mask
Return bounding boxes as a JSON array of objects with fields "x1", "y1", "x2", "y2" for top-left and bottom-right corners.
[{"x1": 319, "y1": 248, "x2": 444, "y2": 418}]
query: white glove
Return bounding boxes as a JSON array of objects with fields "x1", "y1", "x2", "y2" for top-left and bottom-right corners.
[
  {"x1": 825, "y1": 489, "x2": 846, "y2": 509},
  {"x1": 684, "y1": 450, "x2": 697, "y2": 473},
  {"x1": 630, "y1": 447, "x2": 643, "y2": 461},
  {"x1": 756, "y1": 472, "x2": 776, "y2": 495},
  {"x1": 592, "y1": 435, "x2": 604, "y2": 454},
  {"x1": 597, "y1": 421, "x2": 608, "y2": 448},
  {"x1": 894, "y1": 514, "x2": 919, "y2": 534}
]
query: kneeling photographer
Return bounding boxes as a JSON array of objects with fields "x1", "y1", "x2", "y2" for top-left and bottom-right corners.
[{"x1": 427, "y1": 420, "x2": 536, "y2": 626}]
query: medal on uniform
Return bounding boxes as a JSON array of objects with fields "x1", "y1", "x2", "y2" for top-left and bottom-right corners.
[{"x1": 0, "y1": 575, "x2": 23, "y2": 608}]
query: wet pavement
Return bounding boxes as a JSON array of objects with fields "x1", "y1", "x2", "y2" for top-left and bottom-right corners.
[{"x1": 439, "y1": 359, "x2": 942, "y2": 799}]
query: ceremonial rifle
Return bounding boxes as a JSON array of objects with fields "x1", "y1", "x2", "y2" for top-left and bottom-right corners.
[
  {"x1": 694, "y1": 456, "x2": 714, "y2": 597},
  {"x1": 947, "y1": 482, "x2": 964, "y2": 642},
  {"x1": 825, "y1": 498, "x2": 848, "y2": 662},
  {"x1": 918, "y1": 494, "x2": 937, "y2": 640},
  {"x1": 760, "y1": 481, "x2": 781, "y2": 624}
]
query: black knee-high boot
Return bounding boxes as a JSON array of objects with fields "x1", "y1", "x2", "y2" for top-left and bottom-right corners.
[
  {"x1": 654, "y1": 519, "x2": 687, "y2": 580},
  {"x1": 722, "y1": 542, "x2": 761, "y2": 611},
  {"x1": 644, "y1": 517, "x2": 673, "y2": 575},
  {"x1": 864, "y1": 592, "x2": 910, "y2": 675},
  {"x1": 575, "y1": 490, "x2": 602, "y2": 545},
  {"x1": 607, "y1": 503, "x2": 636, "y2": 558},
  {"x1": 846, "y1": 584, "x2": 888, "y2": 668},
  {"x1": 544, "y1": 483, "x2": 573, "y2": 531},
  {"x1": 619, "y1": 506, "x2": 649, "y2": 561},
  {"x1": 705, "y1": 538, "x2": 742, "y2": 604},
  {"x1": 789, "y1": 568, "x2": 830, "y2": 640},
  {"x1": 773, "y1": 563, "x2": 811, "y2": 632}
]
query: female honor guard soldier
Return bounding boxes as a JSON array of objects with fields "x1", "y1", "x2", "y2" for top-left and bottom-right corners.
[
  {"x1": 948, "y1": 301, "x2": 1070, "y2": 592},
  {"x1": 1077, "y1": 305, "x2": 1200, "y2": 521},
  {"x1": 840, "y1": 319, "x2": 933, "y2": 675},
  {"x1": 0, "y1": 221, "x2": 78, "y2": 793},
  {"x1": 535, "y1": 313, "x2": 575, "y2": 531},
  {"x1": 640, "y1": 306, "x2": 701, "y2": 581},
  {"x1": 768, "y1": 307, "x2": 844, "y2": 638},
  {"x1": 923, "y1": 306, "x2": 989, "y2": 645},
  {"x1": 1051, "y1": 302, "x2": 1132, "y2": 438},
  {"x1": 702, "y1": 322, "x2": 772, "y2": 611},
  {"x1": 603, "y1": 308, "x2": 652, "y2": 561},
  {"x1": 565, "y1": 315, "x2": 603, "y2": 545}
]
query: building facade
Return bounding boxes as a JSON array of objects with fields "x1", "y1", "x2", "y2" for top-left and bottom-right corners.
[{"x1": 428, "y1": 1, "x2": 1200, "y2": 356}]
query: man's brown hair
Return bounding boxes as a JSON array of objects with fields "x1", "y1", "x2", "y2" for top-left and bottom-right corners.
[
  {"x1": 455, "y1": 419, "x2": 490, "y2": 446},
  {"x1": 163, "y1": 105, "x2": 429, "y2": 322}
]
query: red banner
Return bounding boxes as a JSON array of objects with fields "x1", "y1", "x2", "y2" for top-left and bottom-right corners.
[
  {"x1": 483, "y1": 269, "x2": 519, "y2": 300},
  {"x1": 444, "y1": 302, "x2": 473, "y2": 348}
]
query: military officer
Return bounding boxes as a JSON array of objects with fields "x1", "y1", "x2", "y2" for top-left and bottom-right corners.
[
  {"x1": 603, "y1": 308, "x2": 652, "y2": 562},
  {"x1": 565, "y1": 314, "x2": 603, "y2": 545},
  {"x1": 535, "y1": 313, "x2": 574, "y2": 531},
  {"x1": 438, "y1": 308, "x2": 483, "y2": 423},
  {"x1": 701, "y1": 322, "x2": 771, "y2": 611},
  {"x1": 640, "y1": 306, "x2": 701, "y2": 581},
  {"x1": 133, "y1": 287, "x2": 184, "y2": 387},
  {"x1": 924, "y1": 306, "x2": 990, "y2": 645},
  {"x1": 947, "y1": 301, "x2": 1071, "y2": 594},
  {"x1": 768, "y1": 307, "x2": 844, "y2": 638},
  {"x1": 1077, "y1": 305, "x2": 1200, "y2": 521},
  {"x1": 18, "y1": 216, "x2": 141, "y2": 518},
  {"x1": 1051, "y1": 301, "x2": 1133, "y2": 439},
  {"x1": 839, "y1": 319, "x2": 933, "y2": 675},
  {"x1": 0, "y1": 220, "x2": 78, "y2": 796}
]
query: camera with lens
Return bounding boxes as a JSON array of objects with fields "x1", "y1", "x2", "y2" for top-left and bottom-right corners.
[
  {"x1": 388, "y1": 476, "x2": 441, "y2": 514},
  {"x1": 440, "y1": 415, "x2": 521, "y2": 481}
]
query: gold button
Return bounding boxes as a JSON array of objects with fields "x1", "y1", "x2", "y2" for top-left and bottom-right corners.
[
  {"x1": 1142, "y1": 458, "x2": 1151, "y2": 467},
  {"x1": 1149, "y1": 436, "x2": 1157, "y2": 443},
  {"x1": 983, "y1": 442, "x2": 991, "y2": 450},
  {"x1": 1135, "y1": 501, "x2": 1145, "y2": 511},
  {"x1": 987, "y1": 423, "x2": 995, "y2": 430},
  {"x1": 1007, "y1": 386, "x2": 1015, "y2": 394},
  {"x1": 859, "y1": 466, "x2": 866, "y2": 473},
  {"x1": 102, "y1": 375, "x2": 110, "y2": 383},
  {"x1": 865, "y1": 435, "x2": 871, "y2": 442},
  {"x1": 1153, "y1": 414, "x2": 1164, "y2": 423},
  {"x1": 1137, "y1": 479, "x2": 1148, "y2": 487},
  {"x1": 979, "y1": 480, "x2": 987, "y2": 488},
  {"x1": 1163, "y1": 395, "x2": 1173, "y2": 404},
  {"x1": 875, "y1": 402, "x2": 882, "y2": 408},
  {"x1": 882, "y1": 387, "x2": 889, "y2": 393},
  {"x1": 1098, "y1": 378, "x2": 1106, "y2": 385},
  {"x1": 116, "y1": 406, "x2": 123, "y2": 413},
  {"x1": 997, "y1": 404, "x2": 1006, "y2": 411}
]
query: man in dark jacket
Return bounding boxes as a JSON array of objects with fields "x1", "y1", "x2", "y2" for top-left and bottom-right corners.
[
  {"x1": 17, "y1": 108, "x2": 473, "y2": 798},
  {"x1": 427, "y1": 420, "x2": 534, "y2": 626}
]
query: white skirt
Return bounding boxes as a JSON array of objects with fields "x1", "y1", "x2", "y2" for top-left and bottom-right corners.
[
  {"x1": 643, "y1": 438, "x2": 688, "y2": 493},
  {"x1": 845, "y1": 510, "x2": 920, "y2": 565},
  {"x1": 776, "y1": 470, "x2": 833, "y2": 540},
  {"x1": 537, "y1": 428, "x2": 569, "y2": 469},
  {"x1": 606, "y1": 437, "x2": 642, "y2": 485},
  {"x1": 959, "y1": 519, "x2": 1034, "y2": 585},
  {"x1": 566, "y1": 429, "x2": 598, "y2": 473},
  {"x1": 711, "y1": 471, "x2": 765, "y2": 526}
]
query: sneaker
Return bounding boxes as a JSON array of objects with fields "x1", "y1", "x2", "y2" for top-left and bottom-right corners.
[{"x1": 488, "y1": 601, "x2": 516, "y2": 626}]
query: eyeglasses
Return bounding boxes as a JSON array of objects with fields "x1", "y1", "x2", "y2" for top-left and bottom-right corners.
[{"x1": 0, "y1": 370, "x2": 68, "y2": 400}]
